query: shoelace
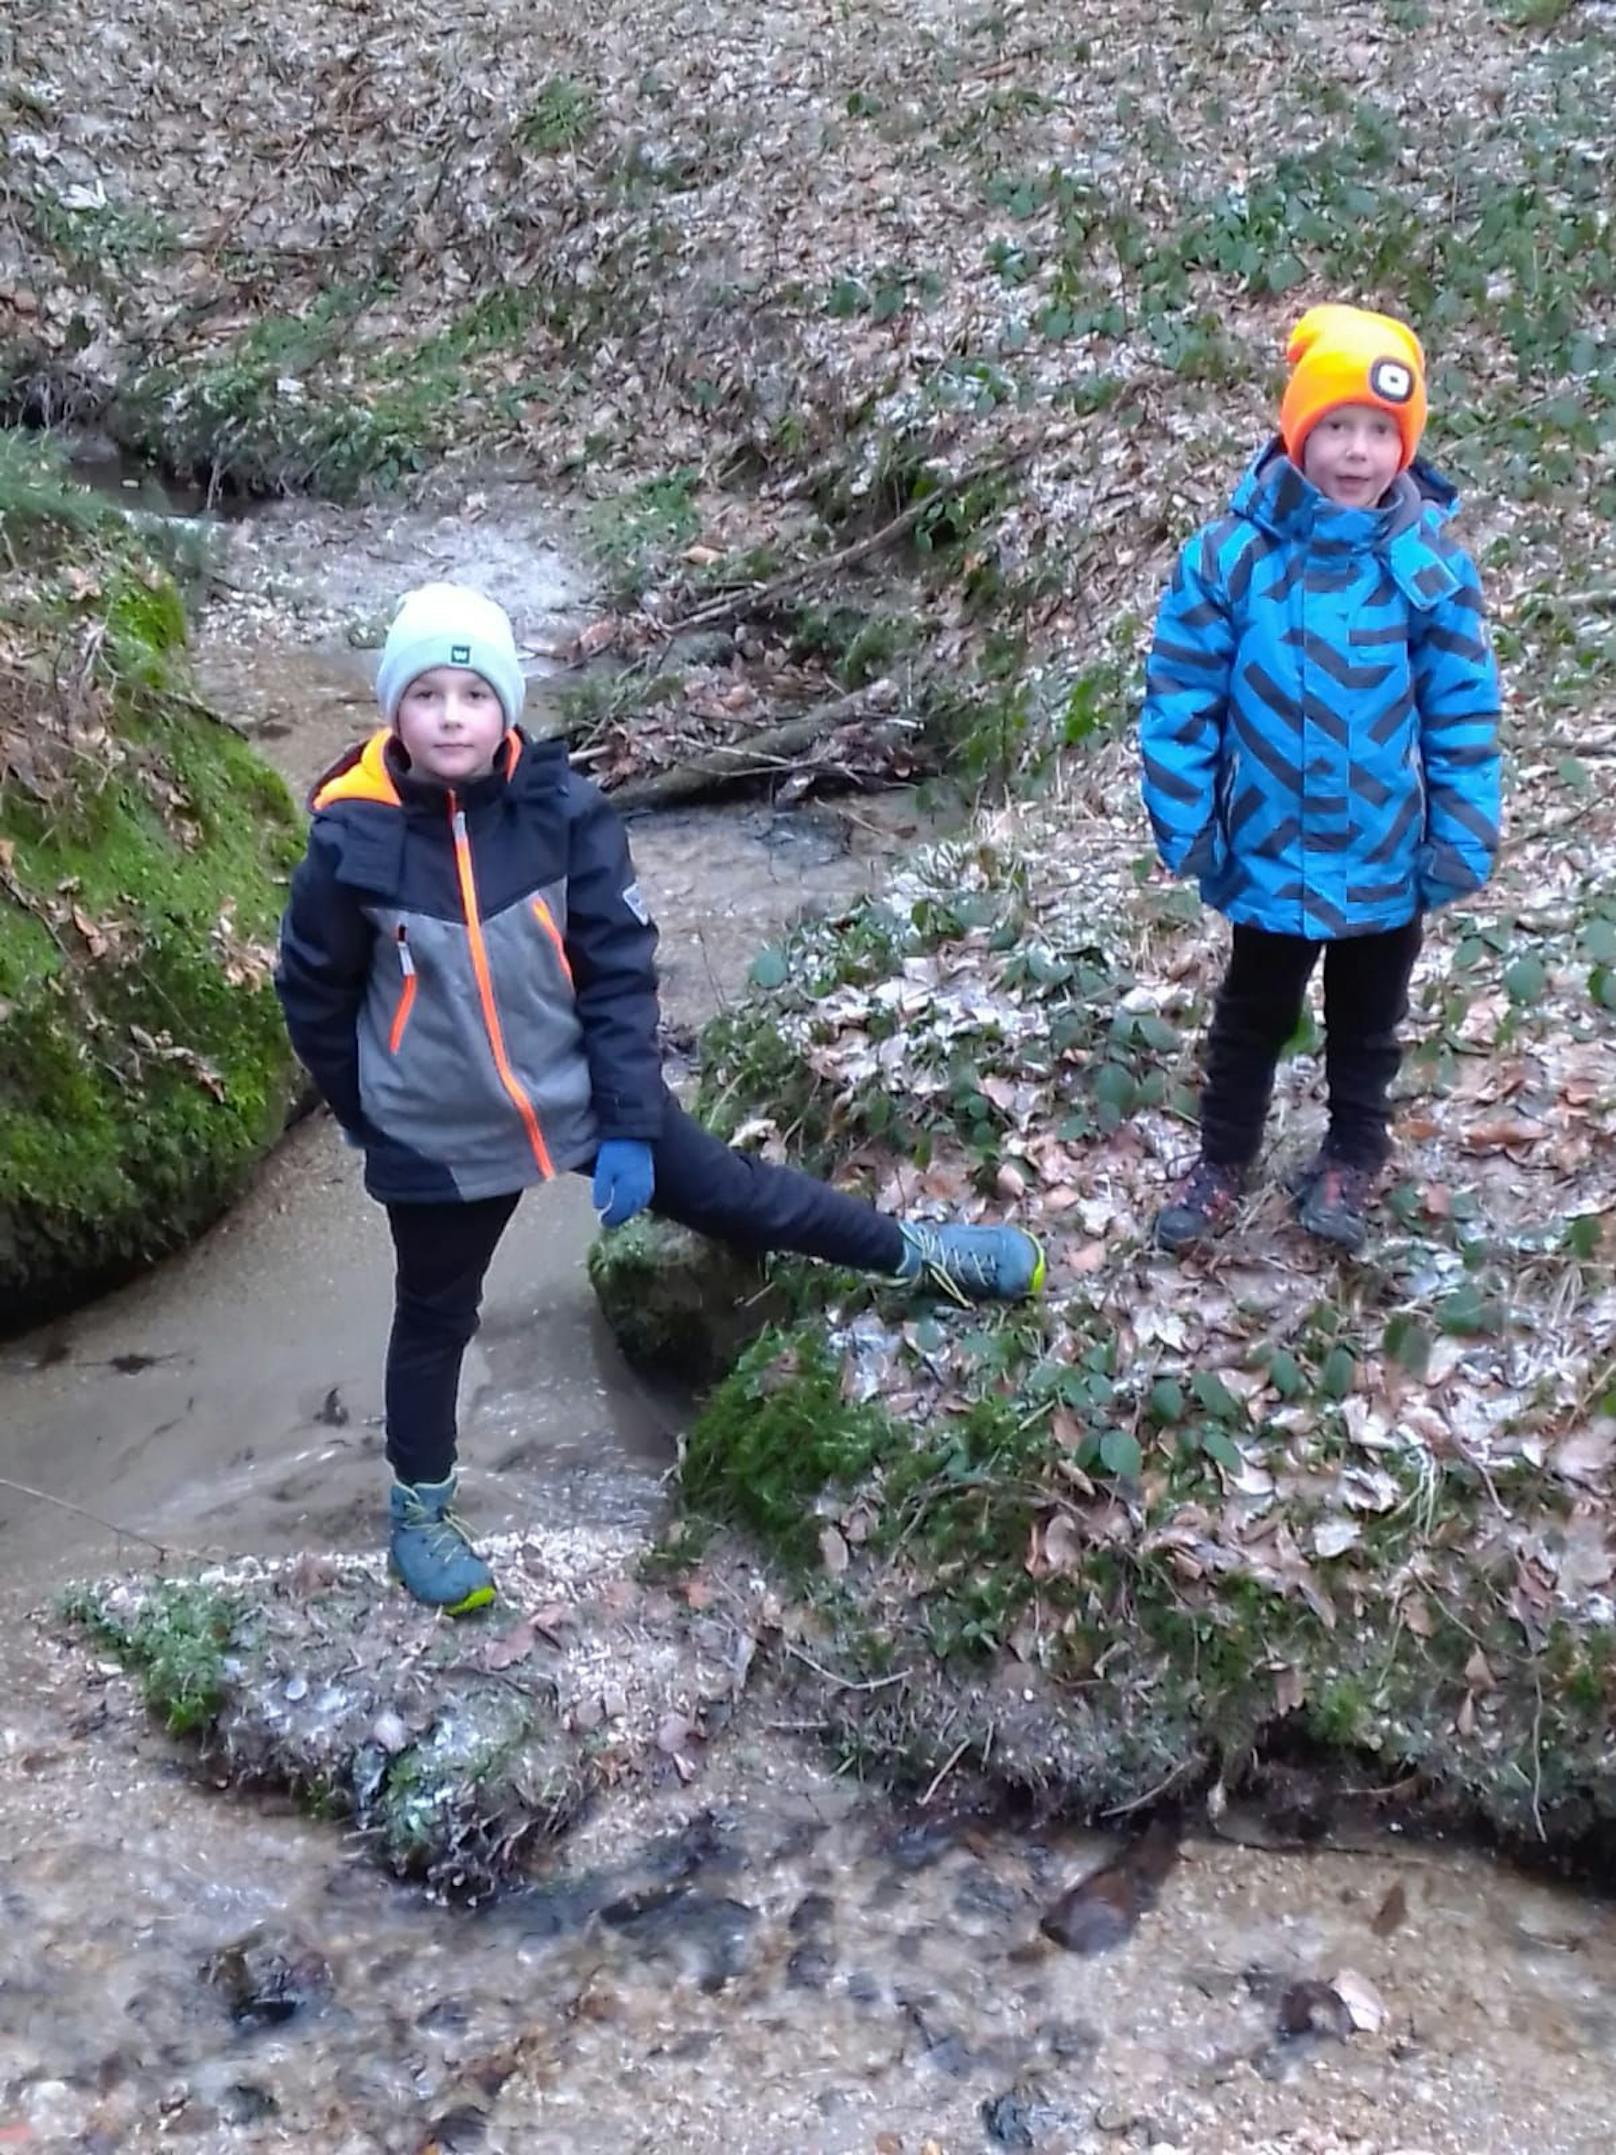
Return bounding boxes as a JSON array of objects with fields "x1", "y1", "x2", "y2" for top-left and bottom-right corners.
[
  {"x1": 400, "y1": 1499, "x2": 478, "y2": 1565},
  {"x1": 904, "y1": 1224, "x2": 990, "y2": 1305}
]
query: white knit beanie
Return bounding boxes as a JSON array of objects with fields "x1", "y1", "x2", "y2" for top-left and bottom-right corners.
[{"x1": 374, "y1": 583, "x2": 526, "y2": 730}]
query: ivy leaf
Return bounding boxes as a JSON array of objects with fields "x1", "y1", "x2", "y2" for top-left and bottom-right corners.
[
  {"x1": 1191, "y1": 1370, "x2": 1241, "y2": 1422},
  {"x1": 1503, "y1": 953, "x2": 1547, "y2": 1003},
  {"x1": 1319, "y1": 1346, "x2": 1357, "y2": 1400},
  {"x1": 1099, "y1": 1429, "x2": 1143, "y2": 1479},
  {"x1": 1148, "y1": 1377, "x2": 1184, "y2": 1425},
  {"x1": 1383, "y1": 1314, "x2": 1433, "y2": 1378},
  {"x1": 1135, "y1": 1013, "x2": 1180, "y2": 1054},
  {"x1": 749, "y1": 946, "x2": 790, "y2": 989},
  {"x1": 1201, "y1": 1428, "x2": 1244, "y2": 1474},
  {"x1": 1267, "y1": 1350, "x2": 1304, "y2": 1400}
]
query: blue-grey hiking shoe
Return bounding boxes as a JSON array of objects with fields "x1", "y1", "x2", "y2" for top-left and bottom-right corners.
[
  {"x1": 896, "y1": 1220, "x2": 1046, "y2": 1305},
  {"x1": 388, "y1": 1475, "x2": 495, "y2": 1616}
]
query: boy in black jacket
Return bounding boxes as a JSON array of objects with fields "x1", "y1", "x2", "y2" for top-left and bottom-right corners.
[{"x1": 276, "y1": 584, "x2": 1043, "y2": 1612}]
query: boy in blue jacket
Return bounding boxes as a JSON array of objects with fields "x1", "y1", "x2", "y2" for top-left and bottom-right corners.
[
  {"x1": 1140, "y1": 305, "x2": 1501, "y2": 1256},
  {"x1": 276, "y1": 584, "x2": 1042, "y2": 1613}
]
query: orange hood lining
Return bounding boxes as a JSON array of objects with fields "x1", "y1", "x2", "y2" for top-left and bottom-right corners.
[{"x1": 311, "y1": 728, "x2": 524, "y2": 812}]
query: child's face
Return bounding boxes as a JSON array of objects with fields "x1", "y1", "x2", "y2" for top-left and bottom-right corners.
[
  {"x1": 1301, "y1": 404, "x2": 1404, "y2": 509},
  {"x1": 395, "y1": 666, "x2": 506, "y2": 783}
]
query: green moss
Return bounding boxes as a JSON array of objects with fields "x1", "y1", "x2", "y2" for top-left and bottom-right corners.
[
  {"x1": 683, "y1": 1326, "x2": 900, "y2": 1566},
  {"x1": 1, "y1": 530, "x2": 302, "y2": 1325},
  {"x1": 60, "y1": 1577, "x2": 238, "y2": 1735}
]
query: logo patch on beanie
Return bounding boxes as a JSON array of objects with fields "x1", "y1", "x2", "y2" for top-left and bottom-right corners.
[
  {"x1": 1369, "y1": 357, "x2": 1414, "y2": 404},
  {"x1": 451, "y1": 643, "x2": 471, "y2": 664}
]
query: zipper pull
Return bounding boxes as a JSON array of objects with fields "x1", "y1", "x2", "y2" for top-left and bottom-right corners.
[{"x1": 396, "y1": 924, "x2": 415, "y2": 976}]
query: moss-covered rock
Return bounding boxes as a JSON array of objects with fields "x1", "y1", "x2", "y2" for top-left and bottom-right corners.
[
  {"x1": 586, "y1": 1215, "x2": 789, "y2": 1387},
  {"x1": 57, "y1": 1543, "x2": 766, "y2": 1901},
  {"x1": 0, "y1": 432, "x2": 302, "y2": 1326}
]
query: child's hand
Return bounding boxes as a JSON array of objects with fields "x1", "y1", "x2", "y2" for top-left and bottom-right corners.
[{"x1": 592, "y1": 1139, "x2": 655, "y2": 1228}]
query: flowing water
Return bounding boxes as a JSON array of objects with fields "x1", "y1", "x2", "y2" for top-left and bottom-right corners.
[{"x1": 3, "y1": 491, "x2": 1614, "y2": 2153}]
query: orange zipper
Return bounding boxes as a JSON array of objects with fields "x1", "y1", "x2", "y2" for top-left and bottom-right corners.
[
  {"x1": 530, "y1": 896, "x2": 574, "y2": 988},
  {"x1": 388, "y1": 926, "x2": 418, "y2": 1053},
  {"x1": 448, "y1": 796, "x2": 554, "y2": 1179}
]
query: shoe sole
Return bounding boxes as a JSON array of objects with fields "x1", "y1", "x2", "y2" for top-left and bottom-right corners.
[
  {"x1": 1299, "y1": 1214, "x2": 1367, "y2": 1255},
  {"x1": 388, "y1": 1557, "x2": 496, "y2": 1618}
]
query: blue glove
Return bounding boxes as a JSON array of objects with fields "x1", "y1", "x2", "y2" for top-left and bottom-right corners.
[{"x1": 592, "y1": 1139, "x2": 655, "y2": 1228}]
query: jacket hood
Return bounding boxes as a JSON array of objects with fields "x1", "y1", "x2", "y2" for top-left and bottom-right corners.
[
  {"x1": 309, "y1": 726, "x2": 569, "y2": 815},
  {"x1": 1230, "y1": 439, "x2": 1465, "y2": 611}
]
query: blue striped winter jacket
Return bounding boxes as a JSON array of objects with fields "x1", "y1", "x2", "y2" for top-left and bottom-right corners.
[{"x1": 1139, "y1": 442, "x2": 1501, "y2": 940}]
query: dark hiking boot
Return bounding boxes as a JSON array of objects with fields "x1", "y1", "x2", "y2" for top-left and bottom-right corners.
[
  {"x1": 1294, "y1": 1156, "x2": 1377, "y2": 1254},
  {"x1": 388, "y1": 1475, "x2": 496, "y2": 1615},
  {"x1": 1154, "y1": 1158, "x2": 1245, "y2": 1253},
  {"x1": 896, "y1": 1221, "x2": 1046, "y2": 1305}
]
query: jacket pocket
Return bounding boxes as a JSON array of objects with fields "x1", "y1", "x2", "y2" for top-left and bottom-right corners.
[
  {"x1": 530, "y1": 896, "x2": 575, "y2": 989},
  {"x1": 388, "y1": 926, "x2": 418, "y2": 1054}
]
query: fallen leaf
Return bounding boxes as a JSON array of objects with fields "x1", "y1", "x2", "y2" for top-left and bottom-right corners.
[
  {"x1": 656, "y1": 1711, "x2": 694, "y2": 1755},
  {"x1": 1028, "y1": 1509, "x2": 1085, "y2": 1578},
  {"x1": 1278, "y1": 1979, "x2": 1353, "y2": 2041},
  {"x1": 1464, "y1": 1646, "x2": 1496, "y2": 1693},
  {"x1": 1040, "y1": 1820, "x2": 1180, "y2": 1955},
  {"x1": 571, "y1": 616, "x2": 619, "y2": 660},
  {"x1": 1462, "y1": 1113, "x2": 1545, "y2": 1154},
  {"x1": 818, "y1": 1523, "x2": 850, "y2": 1576},
  {"x1": 1331, "y1": 1967, "x2": 1387, "y2": 2034},
  {"x1": 1552, "y1": 1424, "x2": 1616, "y2": 1487},
  {"x1": 371, "y1": 1711, "x2": 410, "y2": 1755},
  {"x1": 484, "y1": 1618, "x2": 537, "y2": 1671},
  {"x1": 1312, "y1": 1518, "x2": 1361, "y2": 1561},
  {"x1": 1371, "y1": 1881, "x2": 1408, "y2": 1937}
]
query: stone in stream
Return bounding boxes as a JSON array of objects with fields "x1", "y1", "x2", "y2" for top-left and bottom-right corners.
[
  {"x1": 203, "y1": 1928, "x2": 331, "y2": 2029},
  {"x1": 981, "y1": 2088, "x2": 1038, "y2": 2148},
  {"x1": 785, "y1": 1938, "x2": 837, "y2": 1990},
  {"x1": 1275, "y1": 1977, "x2": 1355, "y2": 2042},
  {"x1": 416, "y1": 2105, "x2": 489, "y2": 2151},
  {"x1": 1038, "y1": 1819, "x2": 1181, "y2": 1955},
  {"x1": 218, "y1": 2084, "x2": 279, "y2": 2125},
  {"x1": 598, "y1": 1883, "x2": 760, "y2": 1993},
  {"x1": 787, "y1": 1888, "x2": 836, "y2": 1933}
]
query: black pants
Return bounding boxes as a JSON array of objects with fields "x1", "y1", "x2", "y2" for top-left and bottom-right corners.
[
  {"x1": 383, "y1": 1093, "x2": 905, "y2": 1484},
  {"x1": 1199, "y1": 919, "x2": 1422, "y2": 1174}
]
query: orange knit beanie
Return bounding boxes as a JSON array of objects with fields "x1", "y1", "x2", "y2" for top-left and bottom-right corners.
[{"x1": 1280, "y1": 304, "x2": 1427, "y2": 471}]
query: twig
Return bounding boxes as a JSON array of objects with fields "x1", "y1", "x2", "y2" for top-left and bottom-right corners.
[
  {"x1": 654, "y1": 433, "x2": 1061, "y2": 643},
  {"x1": 919, "y1": 1735, "x2": 973, "y2": 1808},
  {"x1": 783, "y1": 1640, "x2": 913, "y2": 1692},
  {"x1": 1530, "y1": 1672, "x2": 1546, "y2": 1842},
  {"x1": 0, "y1": 1472, "x2": 174, "y2": 1558},
  {"x1": 1102, "y1": 1758, "x2": 1198, "y2": 1820}
]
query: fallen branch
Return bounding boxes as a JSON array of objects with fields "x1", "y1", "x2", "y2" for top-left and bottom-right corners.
[
  {"x1": 654, "y1": 431, "x2": 1062, "y2": 642},
  {"x1": 604, "y1": 692, "x2": 916, "y2": 810}
]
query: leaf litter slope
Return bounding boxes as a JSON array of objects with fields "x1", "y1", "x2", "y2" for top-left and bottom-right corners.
[{"x1": 4, "y1": 4, "x2": 1614, "y2": 785}]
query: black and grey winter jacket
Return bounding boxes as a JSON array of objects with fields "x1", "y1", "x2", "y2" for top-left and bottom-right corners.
[{"x1": 275, "y1": 728, "x2": 664, "y2": 1204}]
